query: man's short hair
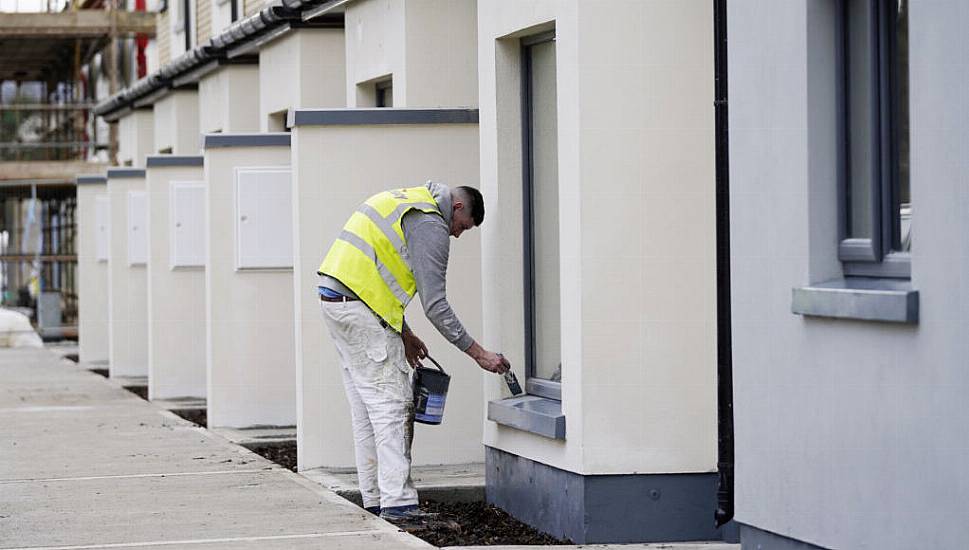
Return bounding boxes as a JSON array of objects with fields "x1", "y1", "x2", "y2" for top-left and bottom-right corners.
[{"x1": 457, "y1": 185, "x2": 485, "y2": 226}]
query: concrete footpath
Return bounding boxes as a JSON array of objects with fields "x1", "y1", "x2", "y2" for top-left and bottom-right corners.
[
  {"x1": 0, "y1": 347, "x2": 428, "y2": 550},
  {"x1": 0, "y1": 347, "x2": 739, "y2": 550}
]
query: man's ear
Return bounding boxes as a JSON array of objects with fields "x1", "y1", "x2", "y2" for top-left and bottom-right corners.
[{"x1": 452, "y1": 200, "x2": 465, "y2": 212}]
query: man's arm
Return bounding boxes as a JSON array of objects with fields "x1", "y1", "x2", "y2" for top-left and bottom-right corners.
[{"x1": 402, "y1": 211, "x2": 474, "y2": 351}]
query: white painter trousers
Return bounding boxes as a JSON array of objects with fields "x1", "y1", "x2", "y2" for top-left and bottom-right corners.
[{"x1": 321, "y1": 300, "x2": 418, "y2": 510}]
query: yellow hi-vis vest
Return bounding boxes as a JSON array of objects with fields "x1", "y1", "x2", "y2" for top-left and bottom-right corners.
[{"x1": 318, "y1": 186, "x2": 442, "y2": 332}]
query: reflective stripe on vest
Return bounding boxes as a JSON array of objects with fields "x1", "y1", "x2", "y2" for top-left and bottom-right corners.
[{"x1": 318, "y1": 186, "x2": 441, "y2": 331}]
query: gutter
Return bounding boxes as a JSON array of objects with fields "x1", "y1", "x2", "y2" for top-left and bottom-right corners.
[{"x1": 94, "y1": 0, "x2": 344, "y2": 120}]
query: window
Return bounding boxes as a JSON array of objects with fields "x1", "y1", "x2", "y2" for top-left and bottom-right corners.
[
  {"x1": 840, "y1": 0, "x2": 910, "y2": 278},
  {"x1": 522, "y1": 31, "x2": 560, "y2": 400}
]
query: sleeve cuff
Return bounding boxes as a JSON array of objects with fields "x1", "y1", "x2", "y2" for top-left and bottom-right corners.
[{"x1": 455, "y1": 333, "x2": 474, "y2": 352}]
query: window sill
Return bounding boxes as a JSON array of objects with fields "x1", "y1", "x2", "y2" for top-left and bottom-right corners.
[
  {"x1": 791, "y1": 278, "x2": 918, "y2": 324},
  {"x1": 487, "y1": 395, "x2": 565, "y2": 440}
]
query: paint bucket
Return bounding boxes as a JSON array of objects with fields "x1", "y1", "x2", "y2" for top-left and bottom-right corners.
[{"x1": 413, "y1": 355, "x2": 450, "y2": 425}]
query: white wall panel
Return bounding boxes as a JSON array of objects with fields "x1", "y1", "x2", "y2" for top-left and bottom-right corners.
[
  {"x1": 127, "y1": 191, "x2": 148, "y2": 266},
  {"x1": 169, "y1": 181, "x2": 206, "y2": 268},
  {"x1": 234, "y1": 167, "x2": 293, "y2": 270}
]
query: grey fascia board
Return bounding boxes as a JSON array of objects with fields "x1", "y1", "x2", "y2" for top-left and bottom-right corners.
[
  {"x1": 76, "y1": 175, "x2": 107, "y2": 185},
  {"x1": 228, "y1": 23, "x2": 292, "y2": 58},
  {"x1": 201, "y1": 133, "x2": 291, "y2": 149},
  {"x1": 132, "y1": 85, "x2": 171, "y2": 108},
  {"x1": 103, "y1": 105, "x2": 132, "y2": 123},
  {"x1": 791, "y1": 278, "x2": 919, "y2": 323},
  {"x1": 146, "y1": 155, "x2": 204, "y2": 167},
  {"x1": 488, "y1": 395, "x2": 566, "y2": 440},
  {"x1": 106, "y1": 168, "x2": 147, "y2": 179},
  {"x1": 172, "y1": 60, "x2": 221, "y2": 88},
  {"x1": 288, "y1": 108, "x2": 479, "y2": 128},
  {"x1": 301, "y1": 0, "x2": 354, "y2": 22}
]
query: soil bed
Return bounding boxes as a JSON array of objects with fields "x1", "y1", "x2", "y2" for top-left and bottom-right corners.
[
  {"x1": 90, "y1": 368, "x2": 108, "y2": 378},
  {"x1": 123, "y1": 385, "x2": 148, "y2": 400},
  {"x1": 171, "y1": 408, "x2": 207, "y2": 427},
  {"x1": 398, "y1": 500, "x2": 570, "y2": 547},
  {"x1": 247, "y1": 440, "x2": 568, "y2": 546},
  {"x1": 246, "y1": 441, "x2": 298, "y2": 472}
]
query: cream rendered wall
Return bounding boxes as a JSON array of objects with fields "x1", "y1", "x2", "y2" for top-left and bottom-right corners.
[
  {"x1": 77, "y1": 182, "x2": 110, "y2": 364},
  {"x1": 344, "y1": 0, "x2": 476, "y2": 108},
  {"x1": 478, "y1": 0, "x2": 717, "y2": 475},
  {"x1": 117, "y1": 110, "x2": 155, "y2": 167},
  {"x1": 146, "y1": 164, "x2": 206, "y2": 400},
  {"x1": 198, "y1": 65, "x2": 260, "y2": 134},
  {"x1": 153, "y1": 91, "x2": 201, "y2": 154},
  {"x1": 204, "y1": 143, "x2": 295, "y2": 428},
  {"x1": 291, "y1": 123, "x2": 484, "y2": 470},
  {"x1": 107, "y1": 174, "x2": 149, "y2": 378},
  {"x1": 259, "y1": 29, "x2": 347, "y2": 132}
]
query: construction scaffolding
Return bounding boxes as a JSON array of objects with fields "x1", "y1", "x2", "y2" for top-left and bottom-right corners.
[{"x1": 0, "y1": 1, "x2": 155, "y2": 337}]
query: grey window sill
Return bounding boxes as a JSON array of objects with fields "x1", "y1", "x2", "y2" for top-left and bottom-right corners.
[
  {"x1": 487, "y1": 395, "x2": 565, "y2": 440},
  {"x1": 791, "y1": 278, "x2": 918, "y2": 324}
]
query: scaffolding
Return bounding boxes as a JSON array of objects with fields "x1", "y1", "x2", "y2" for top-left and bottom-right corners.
[{"x1": 0, "y1": 2, "x2": 154, "y2": 337}]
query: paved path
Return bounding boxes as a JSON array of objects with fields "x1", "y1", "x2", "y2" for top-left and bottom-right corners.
[{"x1": 0, "y1": 347, "x2": 428, "y2": 550}]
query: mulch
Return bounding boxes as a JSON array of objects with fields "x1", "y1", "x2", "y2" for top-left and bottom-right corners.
[
  {"x1": 392, "y1": 500, "x2": 570, "y2": 547},
  {"x1": 170, "y1": 408, "x2": 207, "y2": 428},
  {"x1": 246, "y1": 441, "x2": 298, "y2": 472}
]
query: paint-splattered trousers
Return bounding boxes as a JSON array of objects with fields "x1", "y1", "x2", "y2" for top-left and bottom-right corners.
[{"x1": 320, "y1": 299, "x2": 418, "y2": 510}]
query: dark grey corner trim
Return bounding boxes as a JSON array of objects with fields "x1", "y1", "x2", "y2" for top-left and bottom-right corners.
[
  {"x1": 106, "y1": 168, "x2": 147, "y2": 179},
  {"x1": 488, "y1": 395, "x2": 565, "y2": 439},
  {"x1": 792, "y1": 278, "x2": 918, "y2": 324},
  {"x1": 288, "y1": 108, "x2": 479, "y2": 128},
  {"x1": 76, "y1": 174, "x2": 107, "y2": 185},
  {"x1": 146, "y1": 155, "x2": 204, "y2": 167},
  {"x1": 201, "y1": 133, "x2": 291, "y2": 149}
]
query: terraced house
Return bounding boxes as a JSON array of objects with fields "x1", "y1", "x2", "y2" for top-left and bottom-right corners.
[{"x1": 67, "y1": 0, "x2": 968, "y2": 548}]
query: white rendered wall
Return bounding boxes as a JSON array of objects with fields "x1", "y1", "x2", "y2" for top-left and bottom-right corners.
[
  {"x1": 291, "y1": 123, "x2": 484, "y2": 470},
  {"x1": 198, "y1": 65, "x2": 260, "y2": 134},
  {"x1": 77, "y1": 182, "x2": 110, "y2": 364},
  {"x1": 107, "y1": 175, "x2": 149, "y2": 378},
  {"x1": 344, "y1": 0, "x2": 477, "y2": 107},
  {"x1": 259, "y1": 29, "x2": 347, "y2": 131},
  {"x1": 146, "y1": 164, "x2": 207, "y2": 400},
  {"x1": 729, "y1": 2, "x2": 969, "y2": 548},
  {"x1": 478, "y1": 0, "x2": 717, "y2": 475},
  {"x1": 153, "y1": 91, "x2": 201, "y2": 154},
  {"x1": 117, "y1": 110, "x2": 155, "y2": 167},
  {"x1": 204, "y1": 143, "x2": 295, "y2": 428}
]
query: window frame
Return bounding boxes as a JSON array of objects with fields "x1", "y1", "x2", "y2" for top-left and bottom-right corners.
[
  {"x1": 521, "y1": 30, "x2": 561, "y2": 402},
  {"x1": 838, "y1": 0, "x2": 910, "y2": 279}
]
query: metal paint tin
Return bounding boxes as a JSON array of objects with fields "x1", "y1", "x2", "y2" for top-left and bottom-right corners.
[{"x1": 413, "y1": 355, "x2": 450, "y2": 425}]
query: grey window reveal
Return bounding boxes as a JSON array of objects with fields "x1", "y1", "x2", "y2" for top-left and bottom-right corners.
[
  {"x1": 840, "y1": 0, "x2": 910, "y2": 277},
  {"x1": 522, "y1": 31, "x2": 561, "y2": 400}
]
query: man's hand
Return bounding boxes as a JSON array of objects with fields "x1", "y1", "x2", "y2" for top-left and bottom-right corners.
[
  {"x1": 402, "y1": 327, "x2": 428, "y2": 369},
  {"x1": 465, "y1": 341, "x2": 510, "y2": 374}
]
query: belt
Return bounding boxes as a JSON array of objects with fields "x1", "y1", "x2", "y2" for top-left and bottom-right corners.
[
  {"x1": 319, "y1": 294, "x2": 358, "y2": 303},
  {"x1": 319, "y1": 294, "x2": 390, "y2": 329}
]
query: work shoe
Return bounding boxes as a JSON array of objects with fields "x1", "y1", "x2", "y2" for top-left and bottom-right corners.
[{"x1": 380, "y1": 504, "x2": 438, "y2": 523}]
